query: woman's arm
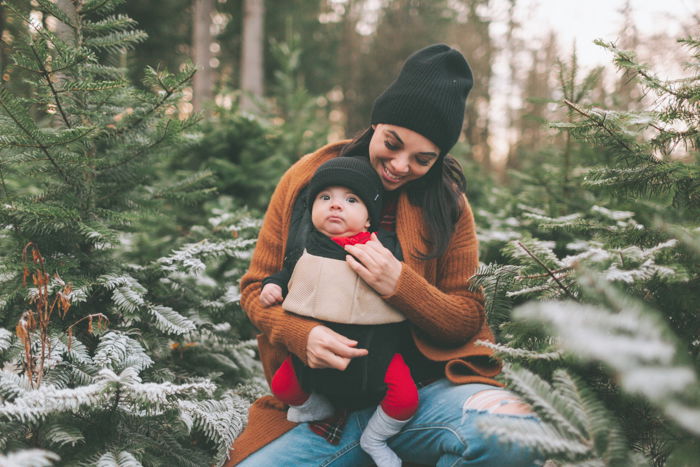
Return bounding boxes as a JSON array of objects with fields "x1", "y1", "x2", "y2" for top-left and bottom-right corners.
[
  {"x1": 240, "y1": 167, "x2": 320, "y2": 362},
  {"x1": 345, "y1": 196, "x2": 484, "y2": 346}
]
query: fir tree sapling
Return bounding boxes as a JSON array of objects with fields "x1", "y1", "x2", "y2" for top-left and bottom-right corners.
[
  {"x1": 0, "y1": 1, "x2": 262, "y2": 464},
  {"x1": 473, "y1": 36, "x2": 700, "y2": 465}
]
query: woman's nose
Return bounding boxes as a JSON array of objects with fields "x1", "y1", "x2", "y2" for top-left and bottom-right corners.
[{"x1": 389, "y1": 155, "x2": 410, "y2": 174}]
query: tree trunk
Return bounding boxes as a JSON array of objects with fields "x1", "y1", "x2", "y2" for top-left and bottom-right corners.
[
  {"x1": 192, "y1": 0, "x2": 214, "y2": 113},
  {"x1": 55, "y1": 0, "x2": 77, "y2": 44},
  {"x1": 240, "y1": 0, "x2": 265, "y2": 112},
  {"x1": 0, "y1": 5, "x2": 7, "y2": 77}
]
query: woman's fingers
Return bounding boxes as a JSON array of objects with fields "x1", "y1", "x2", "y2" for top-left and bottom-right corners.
[
  {"x1": 344, "y1": 237, "x2": 402, "y2": 296},
  {"x1": 313, "y1": 351, "x2": 351, "y2": 371},
  {"x1": 307, "y1": 325, "x2": 368, "y2": 370}
]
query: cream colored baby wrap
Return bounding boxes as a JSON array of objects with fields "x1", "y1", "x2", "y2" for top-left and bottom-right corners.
[{"x1": 282, "y1": 250, "x2": 405, "y2": 325}]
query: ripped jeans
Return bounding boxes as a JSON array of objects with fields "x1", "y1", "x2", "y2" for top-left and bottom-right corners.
[{"x1": 238, "y1": 379, "x2": 544, "y2": 466}]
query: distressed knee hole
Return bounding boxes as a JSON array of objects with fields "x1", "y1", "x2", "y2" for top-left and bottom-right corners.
[{"x1": 463, "y1": 389, "x2": 534, "y2": 415}]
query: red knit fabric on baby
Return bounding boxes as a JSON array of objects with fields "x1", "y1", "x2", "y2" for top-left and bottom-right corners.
[{"x1": 330, "y1": 231, "x2": 372, "y2": 247}]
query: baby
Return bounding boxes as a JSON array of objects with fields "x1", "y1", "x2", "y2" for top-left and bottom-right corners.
[{"x1": 259, "y1": 156, "x2": 417, "y2": 467}]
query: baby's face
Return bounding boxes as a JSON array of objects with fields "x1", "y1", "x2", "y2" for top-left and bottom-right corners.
[{"x1": 311, "y1": 186, "x2": 370, "y2": 238}]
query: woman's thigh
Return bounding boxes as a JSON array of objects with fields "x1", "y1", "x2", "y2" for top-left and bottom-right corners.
[
  {"x1": 240, "y1": 380, "x2": 543, "y2": 466},
  {"x1": 238, "y1": 408, "x2": 374, "y2": 467}
]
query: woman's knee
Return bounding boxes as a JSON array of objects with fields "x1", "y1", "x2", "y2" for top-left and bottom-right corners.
[
  {"x1": 462, "y1": 388, "x2": 534, "y2": 415},
  {"x1": 456, "y1": 390, "x2": 543, "y2": 467}
]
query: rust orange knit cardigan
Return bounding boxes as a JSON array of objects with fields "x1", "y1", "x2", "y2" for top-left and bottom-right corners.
[{"x1": 225, "y1": 141, "x2": 501, "y2": 465}]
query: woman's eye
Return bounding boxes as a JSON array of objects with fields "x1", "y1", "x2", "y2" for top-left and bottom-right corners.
[
  {"x1": 384, "y1": 141, "x2": 399, "y2": 151},
  {"x1": 416, "y1": 158, "x2": 431, "y2": 167}
]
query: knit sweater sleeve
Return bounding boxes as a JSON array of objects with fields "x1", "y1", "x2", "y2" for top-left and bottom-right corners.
[
  {"x1": 239, "y1": 163, "x2": 320, "y2": 364},
  {"x1": 384, "y1": 196, "x2": 485, "y2": 346}
]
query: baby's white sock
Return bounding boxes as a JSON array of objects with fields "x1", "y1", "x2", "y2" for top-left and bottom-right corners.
[
  {"x1": 360, "y1": 406, "x2": 409, "y2": 467},
  {"x1": 286, "y1": 392, "x2": 334, "y2": 423}
]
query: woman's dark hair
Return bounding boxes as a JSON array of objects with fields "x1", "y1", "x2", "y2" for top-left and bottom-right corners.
[{"x1": 340, "y1": 127, "x2": 467, "y2": 260}]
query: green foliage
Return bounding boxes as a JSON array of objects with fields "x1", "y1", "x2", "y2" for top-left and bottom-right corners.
[
  {"x1": 168, "y1": 37, "x2": 331, "y2": 214},
  {"x1": 0, "y1": 2, "x2": 263, "y2": 465},
  {"x1": 474, "y1": 36, "x2": 700, "y2": 465}
]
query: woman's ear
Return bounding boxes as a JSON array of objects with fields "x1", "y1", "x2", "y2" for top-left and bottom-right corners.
[{"x1": 371, "y1": 124, "x2": 377, "y2": 130}]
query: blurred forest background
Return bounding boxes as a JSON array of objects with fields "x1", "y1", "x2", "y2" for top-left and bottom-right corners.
[{"x1": 0, "y1": 0, "x2": 698, "y2": 466}]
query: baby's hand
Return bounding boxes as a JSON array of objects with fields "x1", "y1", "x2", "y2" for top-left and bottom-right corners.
[{"x1": 259, "y1": 283, "x2": 283, "y2": 307}]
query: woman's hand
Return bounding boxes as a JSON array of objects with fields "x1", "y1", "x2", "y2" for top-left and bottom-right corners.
[
  {"x1": 306, "y1": 325, "x2": 368, "y2": 370},
  {"x1": 344, "y1": 233, "x2": 402, "y2": 296}
]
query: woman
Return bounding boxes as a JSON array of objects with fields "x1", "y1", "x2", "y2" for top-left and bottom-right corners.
[{"x1": 227, "y1": 44, "x2": 542, "y2": 466}]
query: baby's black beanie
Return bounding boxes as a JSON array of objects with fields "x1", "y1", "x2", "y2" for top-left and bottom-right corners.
[
  {"x1": 371, "y1": 43, "x2": 473, "y2": 156},
  {"x1": 307, "y1": 156, "x2": 383, "y2": 230}
]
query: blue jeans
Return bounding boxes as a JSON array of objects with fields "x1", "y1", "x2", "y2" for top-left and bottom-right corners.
[{"x1": 239, "y1": 380, "x2": 544, "y2": 466}]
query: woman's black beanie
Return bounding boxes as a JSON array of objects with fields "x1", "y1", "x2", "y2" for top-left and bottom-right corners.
[
  {"x1": 370, "y1": 43, "x2": 473, "y2": 156},
  {"x1": 308, "y1": 156, "x2": 383, "y2": 230}
]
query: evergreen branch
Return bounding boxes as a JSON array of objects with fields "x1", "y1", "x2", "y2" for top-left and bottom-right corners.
[
  {"x1": 56, "y1": 80, "x2": 126, "y2": 93},
  {"x1": 516, "y1": 241, "x2": 577, "y2": 300},
  {"x1": 178, "y1": 394, "x2": 249, "y2": 464},
  {"x1": 563, "y1": 99, "x2": 641, "y2": 158},
  {"x1": 36, "y1": 0, "x2": 76, "y2": 30},
  {"x1": 476, "y1": 340, "x2": 562, "y2": 361},
  {"x1": 1, "y1": 127, "x2": 97, "y2": 149},
  {"x1": 93, "y1": 332, "x2": 153, "y2": 373},
  {"x1": 39, "y1": 421, "x2": 85, "y2": 448},
  {"x1": 595, "y1": 39, "x2": 693, "y2": 99},
  {"x1": 79, "y1": 0, "x2": 113, "y2": 16},
  {"x1": 99, "y1": 119, "x2": 177, "y2": 172},
  {"x1": 96, "y1": 450, "x2": 142, "y2": 467},
  {"x1": 84, "y1": 30, "x2": 148, "y2": 52},
  {"x1": 518, "y1": 267, "x2": 573, "y2": 279},
  {"x1": 476, "y1": 415, "x2": 591, "y2": 460},
  {"x1": 146, "y1": 305, "x2": 196, "y2": 336},
  {"x1": 28, "y1": 42, "x2": 72, "y2": 130},
  {"x1": 500, "y1": 364, "x2": 590, "y2": 444},
  {"x1": 552, "y1": 370, "x2": 631, "y2": 464},
  {"x1": 82, "y1": 15, "x2": 139, "y2": 34},
  {"x1": 0, "y1": 449, "x2": 60, "y2": 466},
  {"x1": 112, "y1": 67, "x2": 197, "y2": 138},
  {"x1": 158, "y1": 238, "x2": 257, "y2": 275},
  {"x1": 0, "y1": 88, "x2": 71, "y2": 185},
  {"x1": 0, "y1": 328, "x2": 11, "y2": 353}
]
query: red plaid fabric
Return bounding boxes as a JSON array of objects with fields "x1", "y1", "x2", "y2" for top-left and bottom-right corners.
[
  {"x1": 307, "y1": 379, "x2": 436, "y2": 444},
  {"x1": 308, "y1": 408, "x2": 350, "y2": 445}
]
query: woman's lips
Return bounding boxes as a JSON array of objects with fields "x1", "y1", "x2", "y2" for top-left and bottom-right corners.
[{"x1": 382, "y1": 165, "x2": 403, "y2": 183}]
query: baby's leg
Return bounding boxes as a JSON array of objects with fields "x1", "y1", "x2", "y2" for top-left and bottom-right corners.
[
  {"x1": 361, "y1": 353, "x2": 418, "y2": 467},
  {"x1": 270, "y1": 355, "x2": 334, "y2": 422}
]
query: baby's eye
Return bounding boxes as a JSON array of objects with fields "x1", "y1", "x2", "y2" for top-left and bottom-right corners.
[
  {"x1": 347, "y1": 196, "x2": 358, "y2": 203},
  {"x1": 319, "y1": 194, "x2": 330, "y2": 200}
]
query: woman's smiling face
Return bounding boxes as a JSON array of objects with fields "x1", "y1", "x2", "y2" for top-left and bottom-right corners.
[{"x1": 368, "y1": 124, "x2": 440, "y2": 191}]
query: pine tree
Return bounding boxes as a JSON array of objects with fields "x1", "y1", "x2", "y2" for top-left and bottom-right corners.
[
  {"x1": 0, "y1": 1, "x2": 262, "y2": 464},
  {"x1": 472, "y1": 35, "x2": 699, "y2": 465}
]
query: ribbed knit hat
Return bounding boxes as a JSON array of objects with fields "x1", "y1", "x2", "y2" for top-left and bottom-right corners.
[
  {"x1": 308, "y1": 157, "x2": 383, "y2": 230},
  {"x1": 371, "y1": 43, "x2": 473, "y2": 156}
]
